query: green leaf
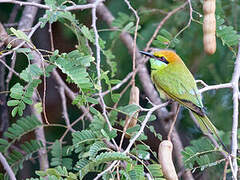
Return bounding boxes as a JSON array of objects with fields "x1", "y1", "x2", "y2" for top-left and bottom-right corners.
[
  {"x1": 86, "y1": 97, "x2": 99, "y2": 104},
  {"x1": 55, "y1": 51, "x2": 94, "y2": 91},
  {"x1": 148, "y1": 164, "x2": 163, "y2": 178},
  {"x1": 10, "y1": 27, "x2": 30, "y2": 42},
  {"x1": 136, "y1": 149, "x2": 150, "y2": 160},
  {"x1": 101, "y1": 129, "x2": 110, "y2": 141},
  {"x1": 216, "y1": 16, "x2": 240, "y2": 52},
  {"x1": 7, "y1": 100, "x2": 20, "y2": 106},
  {"x1": 89, "y1": 141, "x2": 107, "y2": 158},
  {"x1": 1, "y1": 116, "x2": 41, "y2": 152},
  {"x1": 126, "y1": 124, "x2": 140, "y2": 134},
  {"x1": 182, "y1": 137, "x2": 220, "y2": 171},
  {"x1": 12, "y1": 106, "x2": 18, "y2": 117},
  {"x1": 34, "y1": 102, "x2": 43, "y2": 114},
  {"x1": 111, "y1": 93, "x2": 120, "y2": 103},
  {"x1": 118, "y1": 104, "x2": 140, "y2": 116},
  {"x1": 139, "y1": 114, "x2": 156, "y2": 122},
  {"x1": 22, "y1": 97, "x2": 33, "y2": 105},
  {"x1": 95, "y1": 152, "x2": 132, "y2": 164},
  {"x1": 81, "y1": 25, "x2": 95, "y2": 43},
  {"x1": 20, "y1": 64, "x2": 43, "y2": 82},
  {"x1": 110, "y1": 79, "x2": 121, "y2": 84}
]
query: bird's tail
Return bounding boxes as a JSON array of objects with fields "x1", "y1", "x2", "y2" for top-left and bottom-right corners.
[
  {"x1": 192, "y1": 112, "x2": 227, "y2": 151},
  {"x1": 192, "y1": 112, "x2": 217, "y2": 135}
]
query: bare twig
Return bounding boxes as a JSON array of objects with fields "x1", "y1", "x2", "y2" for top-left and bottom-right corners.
[
  {"x1": 0, "y1": 0, "x2": 49, "y2": 9},
  {"x1": 91, "y1": 0, "x2": 112, "y2": 130},
  {"x1": 91, "y1": 0, "x2": 119, "y2": 150},
  {"x1": 172, "y1": 0, "x2": 193, "y2": 40},
  {"x1": 113, "y1": 80, "x2": 131, "y2": 109},
  {"x1": 6, "y1": 52, "x2": 17, "y2": 90},
  {"x1": 223, "y1": 160, "x2": 229, "y2": 180},
  {"x1": 0, "y1": 16, "x2": 43, "y2": 59},
  {"x1": 48, "y1": 23, "x2": 54, "y2": 52},
  {"x1": 167, "y1": 104, "x2": 180, "y2": 141},
  {"x1": 144, "y1": 1, "x2": 188, "y2": 51},
  {"x1": 230, "y1": 41, "x2": 240, "y2": 178},
  {"x1": 0, "y1": 152, "x2": 16, "y2": 180},
  {"x1": 59, "y1": 86, "x2": 75, "y2": 133},
  {"x1": 0, "y1": 57, "x2": 19, "y2": 77},
  {"x1": 119, "y1": 111, "x2": 138, "y2": 150},
  {"x1": 101, "y1": 71, "x2": 133, "y2": 96},
  {"x1": 228, "y1": 155, "x2": 237, "y2": 180},
  {"x1": 123, "y1": 0, "x2": 139, "y2": 86},
  {"x1": 93, "y1": 160, "x2": 118, "y2": 180},
  {"x1": 199, "y1": 82, "x2": 232, "y2": 93},
  {"x1": 0, "y1": 0, "x2": 98, "y2": 11},
  {"x1": 124, "y1": 102, "x2": 169, "y2": 154}
]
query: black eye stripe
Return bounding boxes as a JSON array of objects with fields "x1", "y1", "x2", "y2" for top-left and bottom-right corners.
[{"x1": 155, "y1": 56, "x2": 169, "y2": 64}]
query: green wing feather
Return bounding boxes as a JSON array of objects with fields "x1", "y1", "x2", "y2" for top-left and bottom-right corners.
[
  {"x1": 152, "y1": 63, "x2": 203, "y2": 112},
  {"x1": 151, "y1": 62, "x2": 217, "y2": 135}
]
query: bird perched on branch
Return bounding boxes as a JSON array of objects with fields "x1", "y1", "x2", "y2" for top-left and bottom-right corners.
[{"x1": 140, "y1": 50, "x2": 224, "y2": 147}]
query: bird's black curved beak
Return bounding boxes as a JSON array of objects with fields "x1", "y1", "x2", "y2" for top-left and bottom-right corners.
[{"x1": 139, "y1": 51, "x2": 155, "y2": 58}]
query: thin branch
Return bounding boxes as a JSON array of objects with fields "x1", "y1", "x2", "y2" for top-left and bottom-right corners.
[
  {"x1": 48, "y1": 23, "x2": 54, "y2": 52},
  {"x1": 0, "y1": 0, "x2": 49, "y2": 9},
  {"x1": 93, "y1": 160, "x2": 118, "y2": 180},
  {"x1": 167, "y1": 104, "x2": 180, "y2": 141},
  {"x1": 119, "y1": 111, "x2": 138, "y2": 150},
  {"x1": 6, "y1": 52, "x2": 17, "y2": 90},
  {"x1": 123, "y1": 0, "x2": 139, "y2": 86},
  {"x1": 124, "y1": 102, "x2": 169, "y2": 154},
  {"x1": 230, "y1": 41, "x2": 240, "y2": 178},
  {"x1": 113, "y1": 80, "x2": 131, "y2": 109},
  {"x1": 172, "y1": 0, "x2": 193, "y2": 41},
  {"x1": 0, "y1": 0, "x2": 98, "y2": 11},
  {"x1": 100, "y1": 71, "x2": 133, "y2": 96},
  {"x1": 59, "y1": 86, "x2": 75, "y2": 133},
  {"x1": 228, "y1": 155, "x2": 237, "y2": 180},
  {"x1": 199, "y1": 82, "x2": 232, "y2": 93},
  {"x1": 91, "y1": 0, "x2": 112, "y2": 130},
  {"x1": 223, "y1": 160, "x2": 229, "y2": 180},
  {"x1": 0, "y1": 57, "x2": 19, "y2": 77},
  {"x1": 0, "y1": 152, "x2": 16, "y2": 180},
  {"x1": 91, "y1": 0, "x2": 118, "y2": 150},
  {"x1": 144, "y1": 1, "x2": 188, "y2": 51}
]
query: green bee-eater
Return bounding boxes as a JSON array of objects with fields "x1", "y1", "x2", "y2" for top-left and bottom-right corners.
[{"x1": 140, "y1": 50, "x2": 218, "y2": 137}]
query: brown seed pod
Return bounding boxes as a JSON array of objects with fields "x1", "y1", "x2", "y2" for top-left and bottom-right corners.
[
  {"x1": 203, "y1": 0, "x2": 216, "y2": 55},
  {"x1": 158, "y1": 140, "x2": 178, "y2": 180},
  {"x1": 124, "y1": 86, "x2": 139, "y2": 138}
]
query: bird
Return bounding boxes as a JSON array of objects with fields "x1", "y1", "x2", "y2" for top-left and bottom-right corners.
[{"x1": 140, "y1": 49, "x2": 222, "y2": 143}]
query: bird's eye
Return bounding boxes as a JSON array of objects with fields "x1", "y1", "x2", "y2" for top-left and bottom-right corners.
[{"x1": 156, "y1": 56, "x2": 169, "y2": 64}]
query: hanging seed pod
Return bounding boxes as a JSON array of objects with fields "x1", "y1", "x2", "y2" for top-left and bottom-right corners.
[
  {"x1": 158, "y1": 140, "x2": 178, "y2": 180},
  {"x1": 203, "y1": 0, "x2": 216, "y2": 55},
  {"x1": 124, "y1": 86, "x2": 139, "y2": 138}
]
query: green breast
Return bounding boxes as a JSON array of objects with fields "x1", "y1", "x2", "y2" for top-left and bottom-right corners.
[{"x1": 151, "y1": 62, "x2": 203, "y2": 109}]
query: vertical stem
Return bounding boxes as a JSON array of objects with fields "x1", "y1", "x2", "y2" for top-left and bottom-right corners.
[
  {"x1": 92, "y1": 0, "x2": 111, "y2": 130},
  {"x1": 123, "y1": 0, "x2": 139, "y2": 86},
  {"x1": 0, "y1": 152, "x2": 16, "y2": 180},
  {"x1": 231, "y1": 41, "x2": 240, "y2": 178}
]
